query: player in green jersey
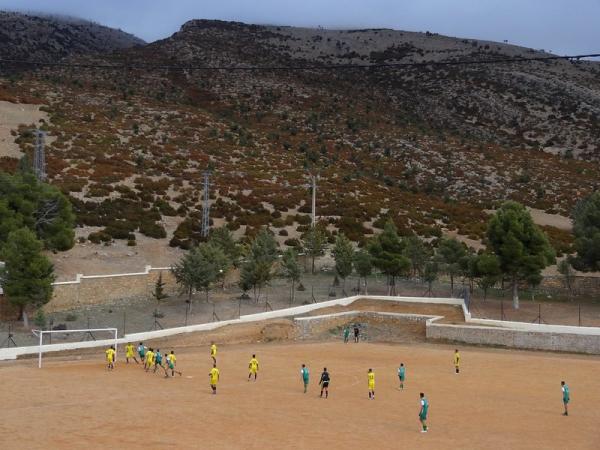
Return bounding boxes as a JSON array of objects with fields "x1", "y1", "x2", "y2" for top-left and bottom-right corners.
[
  {"x1": 561, "y1": 381, "x2": 570, "y2": 416},
  {"x1": 398, "y1": 363, "x2": 406, "y2": 390},
  {"x1": 300, "y1": 364, "x2": 310, "y2": 393},
  {"x1": 419, "y1": 392, "x2": 429, "y2": 433}
]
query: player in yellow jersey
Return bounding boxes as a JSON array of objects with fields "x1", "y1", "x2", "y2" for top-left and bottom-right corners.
[
  {"x1": 125, "y1": 343, "x2": 138, "y2": 364},
  {"x1": 145, "y1": 348, "x2": 155, "y2": 372},
  {"x1": 248, "y1": 354, "x2": 259, "y2": 381},
  {"x1": 367, "y1": 368, "x2": 375, "y2": 400},
  {"x1": 105, "y1": 346, "x2": 116, "y2": 371},
  {"x1": 166, "y1": 350, "x2": 182, "y2": 378},
  {"x1": 209, "y1": 363, "x2": 220, "y2": 394},
  {"x1": 210, "y1": 342, "x2": 217, "y2": 364},
  {"x1": 454, "y1": 349, "x2": 460, "y2": 374}
]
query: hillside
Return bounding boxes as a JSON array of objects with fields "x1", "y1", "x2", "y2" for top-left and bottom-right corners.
[
  {"x1": 1, "y1": 19, "x2": 599, "y2": 277},
  {"x1": 0, "y1": 11, "x2": 144, "y2": 63}
]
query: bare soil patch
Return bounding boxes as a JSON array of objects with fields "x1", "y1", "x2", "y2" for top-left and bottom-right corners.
[{"x1": 2, "y1": 341, "x2": 599, "y2": 449}]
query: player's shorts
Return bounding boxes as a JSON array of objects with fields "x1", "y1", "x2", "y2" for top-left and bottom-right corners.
[
  {"x1": 563, "y1": 398, "x2": 570, "y2": 404},
  {"x1": 249, "y1": 368, "x2": 257, "y2": 374},
  {"x1": 168, "y1": 363, "x2": 175, "y2": 369},
  {"x1": 303, "y1": 379, "x2": 309, "y2": 385},
  {"x1": 419, "y1": 413, "x2": 427, "y2": 420},
  {"x1": 322, "y1": 381, "x2": 329, "y2": 388},
  {"x1": 399, "y1": 375, "x2": 405, "y2": 381},
  {"x1": 126, "y1": 353, "x2": 133, "y2": 358},
  {"x1": 368, "y1": 382, "x2": 375, "y2": 390},
  {"x1": 139, "y1": 353, "x2": 145, "y2": 358},
  {"x1": 210, "y1": 379, "x2": 218, "y2": 385},
  {"x1": 107, "y1": 357, "x2": 114, "y2": 363}
]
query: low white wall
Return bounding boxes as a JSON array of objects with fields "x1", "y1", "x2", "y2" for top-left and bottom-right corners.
[
  {"x1": 0, "y1": 295, "x2": 459, "y2": 361},
  {"x1": 5, "y1": 294, "x2": 600, "y2": 361},
  {"x1": 466, "y1": 317, "x2": 600, "y2": 336}
]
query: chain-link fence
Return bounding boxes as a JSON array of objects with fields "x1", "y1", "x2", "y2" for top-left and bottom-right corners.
[{"x1": 2, "y1": 272, "x2": 600, "y2": 348}]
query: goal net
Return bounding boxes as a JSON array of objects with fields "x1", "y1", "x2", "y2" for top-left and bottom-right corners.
[{"x1": 31, "y1": 328, "x2": 118, "y2": 368}]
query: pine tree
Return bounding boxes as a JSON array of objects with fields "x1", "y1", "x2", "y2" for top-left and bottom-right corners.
[
  {"x1": 367, "y1": 221, "x2": 410, "y2": 295},
  {"x1": 280, "y1": 248, "x2": 301, "y2": 304},
  {"x1": 152, "y1": 272, "x2": 169, "y2": 313},
  {"x1": 0, "y1": 228, "x2": 55, "y2": 324},
  {"x1": 239, "y1": 229, "x2": 278, "y2": 302},
  {"x1": 353, "y1": 249, "x2": 373, "y2": 295},
  {"x1": 436, "y1": 237, "x2": 467, "y2": 296},
  {"x1": 333, "y1": 233, "x2": 354, "y2": 295},
  {"x1": 301, "y1": 225, "x2": 327, "y2": 274},
  {"x1": 487, "y1": 201, "x2": 555, "y2": 309}
]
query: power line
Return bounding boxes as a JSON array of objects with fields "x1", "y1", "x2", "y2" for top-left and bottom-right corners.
[{"x1": 0, "y1": 53, "x2": 598, "y2": 72}]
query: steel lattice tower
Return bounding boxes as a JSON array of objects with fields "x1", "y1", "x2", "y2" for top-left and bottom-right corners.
[
  {"x1": 201, "y1": 171, "x2": 211, "y2": 238},
  {"x1": 33, "y1": 129, "x2": 46, "y2": 181}
]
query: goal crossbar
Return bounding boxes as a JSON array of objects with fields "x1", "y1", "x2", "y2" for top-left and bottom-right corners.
[{"x1": 32, "y1": 328, "x2": 118, "y2": 368}]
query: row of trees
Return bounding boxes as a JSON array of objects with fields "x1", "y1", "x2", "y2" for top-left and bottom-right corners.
[
  {"x1": 171, "y1": 201, "x2": 555, "y2": 311},
  {"x1": 327, "y1": 201, "x2": 554, "y2": 309}
]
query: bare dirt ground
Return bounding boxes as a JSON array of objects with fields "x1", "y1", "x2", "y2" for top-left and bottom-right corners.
[
  {"x1": 1, "y1": 339, "x2": 599, "y2": 450},
  {"x1": 470, "y1": 296, "x2": 600, "y2": 327},
  {"x1": 528, "y1": 208, "x2": 572, "y2": 231},
  {"x1": 308, "y1": 299, "x2": 467, "y2": 324},
  {"x1": 51, "y1": 217, "x2": 185, "y2": 281},
  {"x1": 0, "y1": 100, "x2": 48, "y2": 158}
]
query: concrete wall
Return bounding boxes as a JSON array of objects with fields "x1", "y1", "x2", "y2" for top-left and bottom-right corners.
[
  {"x1": 0, "y1": 295, "x2": 451, "y2": 361},
  {"x1": 294, "y1": 310, "x2": 435, "y2": 338},
  {"x1": 46, "y1": 266, "x2": 178, "y2": 312},
  {"x1": 426, "y1": 322, "x2": 600, "y2": 354},
  {"x1": 5, "y1": 293, "x2": 600, "y2": 362}
]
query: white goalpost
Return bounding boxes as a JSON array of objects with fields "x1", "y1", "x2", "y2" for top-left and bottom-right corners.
[{"x1": 31, "y1": 328, "x2": 118, "y2": 368}]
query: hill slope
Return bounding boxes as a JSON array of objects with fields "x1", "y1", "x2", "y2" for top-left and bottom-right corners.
[
  {"x1": 0, "y1": 11, "x2": 144, "y2": 63},
  {"x1": 2, "y1": 19, "x2": 598, "y2": 276}
]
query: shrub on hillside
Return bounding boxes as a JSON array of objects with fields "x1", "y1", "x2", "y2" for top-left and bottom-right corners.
[
  {"x1": 88, "y1": 231, "x2": 111, "y2": 244},
  {"x1": 139, "y1": 221, "x2": 167, "y2": 239},
  {"x1": 284, "y1": 238, "x2": 301, "y2": 247}
]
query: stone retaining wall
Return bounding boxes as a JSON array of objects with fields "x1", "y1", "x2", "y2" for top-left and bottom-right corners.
[
  {"x1": 426, "y1": 322, "x2": 600, "y2": 354},
  {"x1": 47, "y1": 266, "x2": 178, "y2": 312},
  {"x1": 294, "y1": 311, "x2": 434, "y2": 338}
]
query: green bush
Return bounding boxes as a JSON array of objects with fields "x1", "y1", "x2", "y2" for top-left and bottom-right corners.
[
  {"x1": 34, "y1": 309, "x2": 47, "y2": 328},
  {"x1": 139, "y1": 221, "x2": 167, "y2": 239},
  {"x1": 155, "y1": 199, "x2": 177, "y2": 216},
  {"x1": 296, "y1": 215, "x2": 311, "y2": 225},
  {"x1": 88, "y1": 231, "x2": 112, "y2": 244}
]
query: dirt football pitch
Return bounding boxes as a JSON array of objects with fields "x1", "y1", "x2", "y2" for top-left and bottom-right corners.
[{"x1": 2, "y1": 341, "x2": 600, "y2": 449}]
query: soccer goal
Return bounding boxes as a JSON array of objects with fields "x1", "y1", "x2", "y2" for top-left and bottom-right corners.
[{"x1": 31, "y1": 328, "x2": 118, "y2": 368}]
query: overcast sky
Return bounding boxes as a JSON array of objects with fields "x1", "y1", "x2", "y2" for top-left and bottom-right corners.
[{"x1": 1, "y1": 0, "x2": 599, "y2": 55}]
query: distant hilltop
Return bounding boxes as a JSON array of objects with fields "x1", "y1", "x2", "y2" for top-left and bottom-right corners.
[{"x1": 0, "y1": 10, "x2": 145, "y2": 63}]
